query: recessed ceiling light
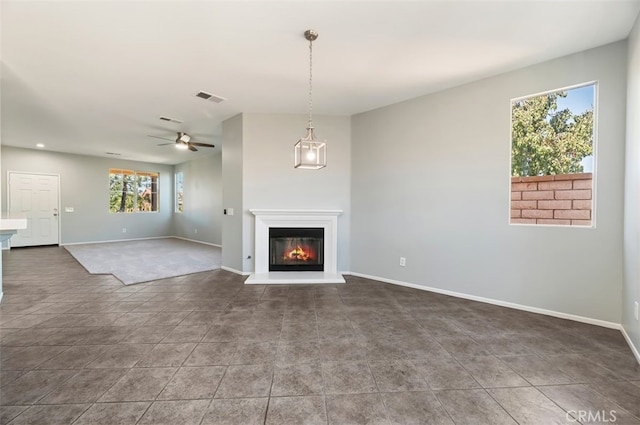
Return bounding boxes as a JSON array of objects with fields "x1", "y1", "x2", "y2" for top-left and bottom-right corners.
[{"x1": 36, "y1": 143, "x2": 45, "y2": 148}]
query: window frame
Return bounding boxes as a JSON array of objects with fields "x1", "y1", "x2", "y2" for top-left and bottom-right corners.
[
  {"x1": 109, "y1": 168, "x2": 160, "y2": 213},
  {"x1": 508, "y1": 81, "x2": 598, "y2": 228},
  {"x1": 175, "y1": 171, "x2": 184, "y2": 213}
]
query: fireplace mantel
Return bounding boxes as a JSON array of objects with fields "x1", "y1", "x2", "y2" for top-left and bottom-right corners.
[{"x1": 245, "y1": 209, "x2": 345, "y2": 284}]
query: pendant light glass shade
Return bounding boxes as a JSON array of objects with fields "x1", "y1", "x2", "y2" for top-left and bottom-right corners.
[
  {"x1": 295, "y1": 29, "x2": 326, "y2": 169},
  {"x1": 294, "y1": 127, "x2": 326, "y2": 169}
]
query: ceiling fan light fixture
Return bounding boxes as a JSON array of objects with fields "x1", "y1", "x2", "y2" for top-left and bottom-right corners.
[
  {"x1": 294, "y1": 29, "x2": 327, "y2": 170},
  {"x1": 177, "y1": 132, "x2": 191, "y2": 143},
  {"x1": 154, "y1": 131, "x2": 214, "y2": 152}
]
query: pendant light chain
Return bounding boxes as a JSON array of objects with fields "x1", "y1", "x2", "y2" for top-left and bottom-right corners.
[
  {"x1": 308, "y1": 36, "x2": 313, "y2": 128},
  {"x1": 294, "y1": 29, "x2": 326, "y2": 170}
]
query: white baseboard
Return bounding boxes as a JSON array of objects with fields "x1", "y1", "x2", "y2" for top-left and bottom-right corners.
[
  {"x1": 349, "y1": 271, "x2": 621, "y2": 330},
  {"x1": 61, "y1": 235, "x2": 221, "y2": 248},
  {"x1": 621, "y1": 326, "x2": 640, "y2": 364},
  {"x1": 170, "y1": 236, "x2": 222, "y2": 248},
  {"x1": 221, "y1": 266, "x2": 250, "y2": 276},
  {"x1": 61, "y1": 236, "x2": 170, "y2": 246}
]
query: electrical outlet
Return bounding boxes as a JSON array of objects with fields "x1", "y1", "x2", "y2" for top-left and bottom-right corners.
[
  {"x1": 635, "y1": 301, "x2": 639, "y2": 321},
  {"x1": 122, "y1": 228, "x2": 127, "y2": 233},
  {"x1": 194, "y1": 228, "x2": 198, "y2": 234},
  {"x1": 399, "y1": 257, "x2": 406, "y2": 267}
]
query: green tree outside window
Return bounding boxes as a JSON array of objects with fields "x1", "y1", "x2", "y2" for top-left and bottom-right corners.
[{"x1": 511, "y1": 86, "x2": 594, "y2": 177}]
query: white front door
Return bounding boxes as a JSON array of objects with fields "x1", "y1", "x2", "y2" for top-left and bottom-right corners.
[{"x1": 8, "y1": 172, "x2": 60, "y2": 247}]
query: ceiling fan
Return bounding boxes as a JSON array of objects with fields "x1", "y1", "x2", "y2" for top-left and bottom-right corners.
[{"x1": 149, "y1": 132, "x2": 215, "y2": 152}]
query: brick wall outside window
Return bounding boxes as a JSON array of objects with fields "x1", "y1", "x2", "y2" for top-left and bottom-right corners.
[{"x1": 510, "y1": 173, "x2": 592, "y2": 226}]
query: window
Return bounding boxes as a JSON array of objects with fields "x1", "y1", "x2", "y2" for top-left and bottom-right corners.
[
  {"x1": 109, "y1": 169, "x2": 159, "y2": 213},
  {"x1": 510, "y1": 83, "x2": 596, "y2": 226},
  {"x1": 175, "y1": 171, "x2": 184, "y2": 213}
]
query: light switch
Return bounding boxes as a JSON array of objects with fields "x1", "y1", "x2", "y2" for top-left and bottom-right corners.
[
  {"x1": 227, "y1": 208, "x2": 234, "y2": 216},
  {"x1": 64, "y1": 207, "x2": 74, "y2": 213}
]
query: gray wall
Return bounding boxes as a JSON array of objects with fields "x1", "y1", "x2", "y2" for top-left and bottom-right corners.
[
  {"x1": 1, "y1": 146, "x2": 174, "y2": 244},
  {"x1": 173, "y1": 153, "x2": 222, "y2": 245},
  {"x1": 351, "y1": 42, "x2": 627, "y2": 324},
  {"x1": 221, "y1": 114, "x2": 244, "y2": 273},
  {"x1": 624, "y1": 17, "x2": 640, "y2": 355},
  {"x1": 219, "y1": 113, "x2": 351, "y2": 274},
  {"x1": 240, "y1": 113, "x2": 351, "y2": 274}
]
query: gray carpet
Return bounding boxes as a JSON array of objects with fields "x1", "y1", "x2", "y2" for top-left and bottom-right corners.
[{"x1": 65, "y1": 238, "x2": 221, "y2": 285}]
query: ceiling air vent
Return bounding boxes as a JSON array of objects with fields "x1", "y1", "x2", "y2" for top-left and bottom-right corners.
[
  {"x1": 159, "y1": 116, "x2": 183, "y2": 124},
  {"x1": 195, "y1": 91, "x2": 226, "y2": 103}
]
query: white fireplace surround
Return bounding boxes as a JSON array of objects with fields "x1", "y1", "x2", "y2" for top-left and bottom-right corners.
[{"x1": 245, "y1": 209, "x2": 345, "y2": 284}]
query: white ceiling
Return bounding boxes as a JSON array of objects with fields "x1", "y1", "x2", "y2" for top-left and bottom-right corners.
[{"x1": 2, "y1": 1, "x2": 639, "y2": 165}]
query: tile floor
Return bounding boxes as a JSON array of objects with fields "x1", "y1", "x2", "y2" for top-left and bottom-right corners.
[{"x1": 1, "y1": 246, "x2": 639, "y2": 424}]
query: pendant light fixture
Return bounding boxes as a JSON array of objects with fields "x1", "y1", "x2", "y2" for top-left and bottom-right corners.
[{"x1": 294, "y1": 29, "x2": 327, "y2": 169}]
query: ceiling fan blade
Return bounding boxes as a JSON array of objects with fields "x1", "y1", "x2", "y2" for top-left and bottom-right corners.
[
  {"x1": 188, "y1": 144, "x2": 198, "y2": 152},
  {"x1": 148, "y1": 135, "x2": 174, "y2": 141},
  {"x1": 188, "y1": 133, "x2": 216, "y2": 140},
  {"x1": 157, "y1": 142, "x2": 174, "y2": 146},
  {"x1": 189, "y1": 142, "x2": 215, "y2": 148}
]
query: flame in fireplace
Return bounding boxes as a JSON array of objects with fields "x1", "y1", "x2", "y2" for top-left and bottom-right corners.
[{"x1": 285, "y1": 245, "x2": 312, "y2": 261}]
